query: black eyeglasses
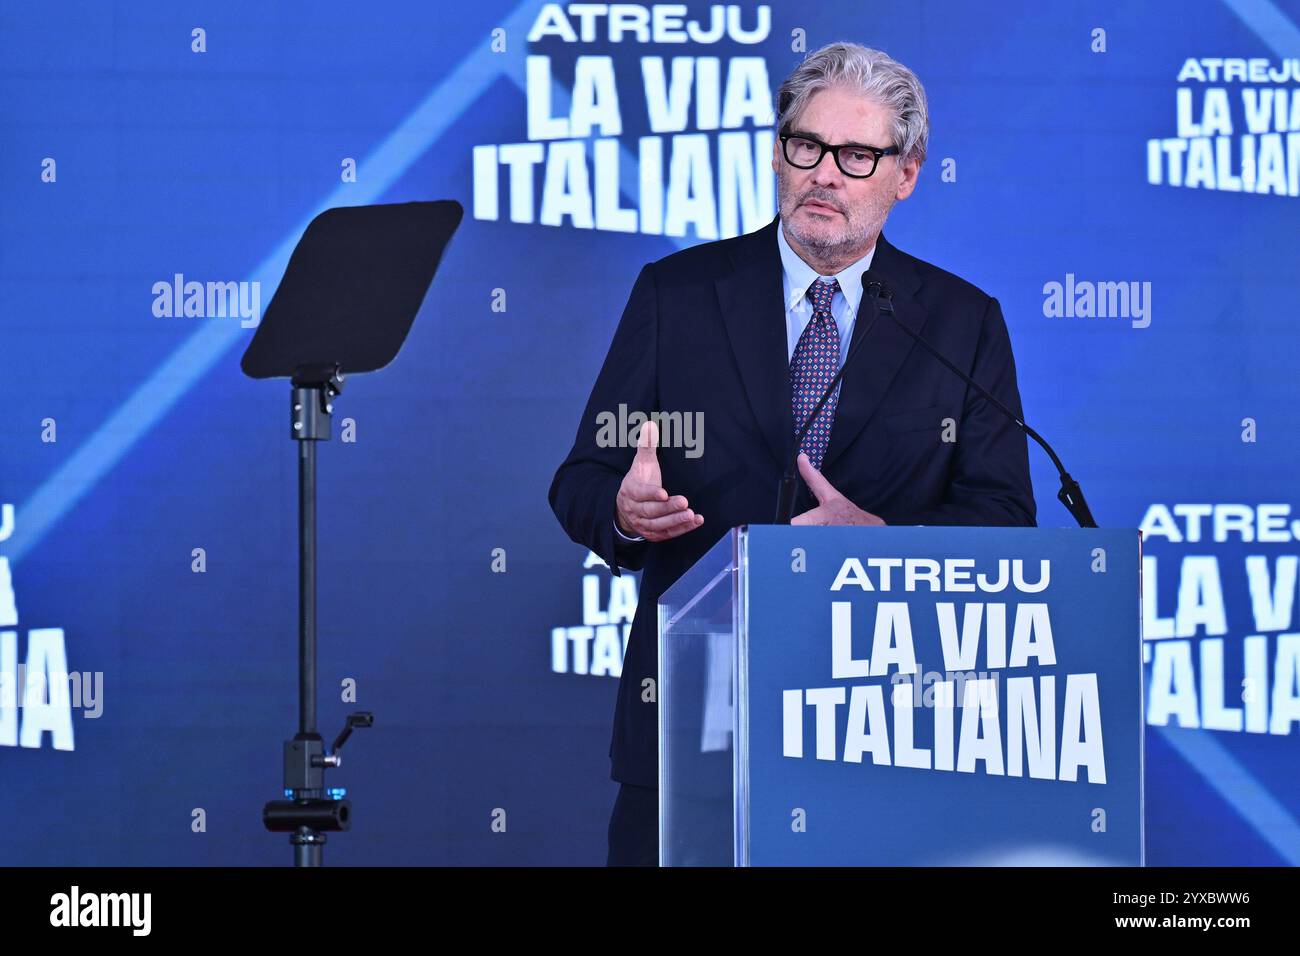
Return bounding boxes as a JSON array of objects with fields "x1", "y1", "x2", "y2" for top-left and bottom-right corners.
[{"x1": 779, "y1": 129, "x2": 899, "y2": 179}]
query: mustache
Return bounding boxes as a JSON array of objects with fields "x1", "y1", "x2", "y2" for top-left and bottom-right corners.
[{"x1": 797, "y1": 192, "x2": 844, "y2": 213}]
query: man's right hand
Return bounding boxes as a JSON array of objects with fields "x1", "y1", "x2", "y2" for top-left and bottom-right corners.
[{"x1": 615, "y1": 419, "x2": 704, "y2": 542}]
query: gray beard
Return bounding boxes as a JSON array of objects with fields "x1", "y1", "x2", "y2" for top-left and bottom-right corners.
[{"x1": 777, "y1": 174, "x2": 892, "y2": 262}]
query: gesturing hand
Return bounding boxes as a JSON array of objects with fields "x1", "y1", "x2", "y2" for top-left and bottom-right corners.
[
  {"x1": 615, "y1": 420, "x2": 704, "y2": 541},
  {"x1": 790, "y1": 453, "x2": 887, "y2": 526}
]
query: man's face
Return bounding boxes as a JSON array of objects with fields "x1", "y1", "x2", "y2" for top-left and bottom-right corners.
[{"x1": 773, "y1": 85, "x2": 920, "y2": 259}]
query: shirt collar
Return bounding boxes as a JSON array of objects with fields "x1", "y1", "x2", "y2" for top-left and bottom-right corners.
[{"x1": 776, "y1": 220, "x2": 877, "y2": 316}]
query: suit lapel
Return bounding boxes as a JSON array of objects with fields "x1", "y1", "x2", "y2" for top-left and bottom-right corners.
[
  {"x1": 821, "y1": 230, "x2": 928, "y2": 472},
  {"x1": 714, "y1": 217, "x2": 791, "y2": 469},
  {"x1": 712, "y1": 222, "x2": 931, "y2": 477}
]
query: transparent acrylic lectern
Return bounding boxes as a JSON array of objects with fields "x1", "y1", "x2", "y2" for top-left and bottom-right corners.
[{"x1": 657, "y1": 526, "x2": 750, "y2": 867}]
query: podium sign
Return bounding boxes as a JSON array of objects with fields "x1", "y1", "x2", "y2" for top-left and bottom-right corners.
[{"x1": 658, "y1": 526, "x2": 1143, "y2": 866}]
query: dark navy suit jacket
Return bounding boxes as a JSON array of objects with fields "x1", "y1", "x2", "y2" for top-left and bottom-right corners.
[{"x1": 549, "y1": 215, "x2": 1036, "y2": 788}]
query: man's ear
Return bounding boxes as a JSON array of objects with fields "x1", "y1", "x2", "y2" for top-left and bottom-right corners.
[
  {"x1": 895, "y1": 156, "x2": 921, "y2": 201},
  {"x1": 771, "y1": 137, "x2": 781, "y2": 175}
]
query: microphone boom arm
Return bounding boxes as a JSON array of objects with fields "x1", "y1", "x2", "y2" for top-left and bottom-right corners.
[{"x1": 881, "y1": 292, "x2": 1098, "y2": 529}]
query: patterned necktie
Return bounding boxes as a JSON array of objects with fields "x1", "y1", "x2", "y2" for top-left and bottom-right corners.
[{"x1": 789, "y1": 277, "x2": 842, "y2": 471}]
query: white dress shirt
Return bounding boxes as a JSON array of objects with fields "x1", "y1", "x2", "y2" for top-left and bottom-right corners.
[{"x1": 777, "y1": 222, "x2": 876, "y2": 364}]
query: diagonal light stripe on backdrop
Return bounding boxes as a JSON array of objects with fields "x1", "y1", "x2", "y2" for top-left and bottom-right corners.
[
  {"x1": 1157, "y1": 725, "x2": 1300, "y2": 864},
  {"x1": 5, "y1": 0, "x2": 551, "y2": 564},
  {"x1": 1221, "y1": 0, "x2": 1300, "y2": 52}
]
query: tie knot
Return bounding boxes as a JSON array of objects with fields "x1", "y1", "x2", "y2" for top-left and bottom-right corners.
[{"x1": 807, "y1": 277, "x2": 839, "y2": 314}]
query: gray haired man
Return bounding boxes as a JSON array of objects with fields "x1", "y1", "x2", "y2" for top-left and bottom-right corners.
[{"x1": 549, "y1": 42, "x2": 1036, "y2": 865}]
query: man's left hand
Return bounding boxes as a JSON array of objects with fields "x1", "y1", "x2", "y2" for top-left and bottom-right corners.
[{"x1": 791, "y1": 453, "x2": 887, "y2": 526}]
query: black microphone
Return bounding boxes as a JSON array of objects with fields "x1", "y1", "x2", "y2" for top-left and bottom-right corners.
[
  {"x1": 774, "y1": 268, "x2": 892, "y2": 524},
  {"x1": 878, "y1": 284, "x2": 1098, "y2": 528}
]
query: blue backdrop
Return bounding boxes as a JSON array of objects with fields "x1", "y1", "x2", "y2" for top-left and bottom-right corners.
[{"x1": 2, "y1": 0, "x2": 1298, "y2": 865}]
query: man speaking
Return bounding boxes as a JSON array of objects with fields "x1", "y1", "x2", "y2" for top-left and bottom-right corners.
[{"x1": 549, "y1": 42, "x2": 1036, "y2": 865}]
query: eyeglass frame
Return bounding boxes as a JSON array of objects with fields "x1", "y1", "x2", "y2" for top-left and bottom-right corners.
[{"x1": 778, "y1": 127, "x2": 900, "y2": 179}]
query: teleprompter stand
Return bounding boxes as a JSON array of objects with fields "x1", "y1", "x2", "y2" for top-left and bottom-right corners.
[{"x1": 240, "y1": 201, "x2": 463, "y2": 866}]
